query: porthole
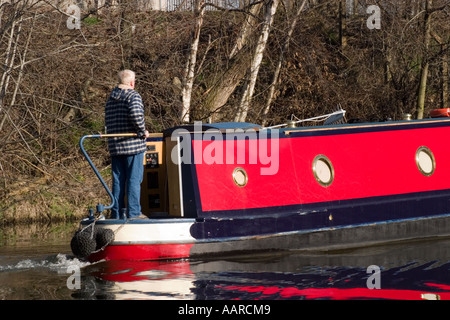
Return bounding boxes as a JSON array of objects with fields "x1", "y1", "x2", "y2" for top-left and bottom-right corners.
[
  {"x1": 233, "y1": 167, "x2": 248, "y2": 187},
  {"x1": 312, "y1": 155, "x2": 334, "y2": 187},
  {"x1": 416, "y1": 146, "x2": 435, "y2": 177}
]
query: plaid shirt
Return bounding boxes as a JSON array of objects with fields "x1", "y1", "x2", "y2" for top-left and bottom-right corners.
[{"x1": 105, "y1": 87, "x2": 147, "y2": 156}]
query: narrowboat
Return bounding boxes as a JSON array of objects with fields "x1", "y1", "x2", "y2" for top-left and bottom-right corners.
[{"x1": 70, "y1": 110, "x2": 450, "y2": 262}]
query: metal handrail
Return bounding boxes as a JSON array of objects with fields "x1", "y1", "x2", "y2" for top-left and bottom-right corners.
[{"x1": 79, "y1": 133, "x2": 137, "y2": 214}]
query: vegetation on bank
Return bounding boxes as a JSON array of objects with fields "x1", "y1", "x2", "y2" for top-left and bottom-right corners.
[{"x1": 0, "y1": 1, "x2": 449, "y2": 224}]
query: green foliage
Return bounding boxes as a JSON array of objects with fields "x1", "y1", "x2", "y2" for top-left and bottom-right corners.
[{"x1": 83, "y1": 16, "x2": 101, "y2": 26}]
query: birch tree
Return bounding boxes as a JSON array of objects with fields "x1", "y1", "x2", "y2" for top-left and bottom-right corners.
[
  {"x1": 181, "y1": 0, "x2": 206, "y2": 123},
  {"x1": 416, "y1": 0, "x2": 450, "y2": 118},
  {"x1": 234, "y1": 0, "x2": 279, "y2": 122},
  {"x1": 432, "y1": 31, "x2": 449, "y2": 109},
  {"x1": 229, "y1": 1, "x2": 264, "y2": 59},
  {"x1": 202, "y1": 1, "x2": 263, "y2": 120},
  {"x1": 0, "y1": 14, "x2": 34, "y2": 132},
  {"x1": 261, "y1": 0, "x2": 308, "y2": 126},
  {"x1": 441, "y1": 47, "x2": 449, "y2": 109},
  {"x1": 0, "y1": 1, "x2": 42, "y2": 130},
  {"x1": 417, "y1": 0, "x2": 433, "y2": 119},
  {"x1": 339, "y1": 0, "x2": 347, "y2": 49}
]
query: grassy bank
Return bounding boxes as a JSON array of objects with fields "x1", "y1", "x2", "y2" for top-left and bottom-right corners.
[{"x1": 0, "y1": 166, "x2": 111, "y2": 225}]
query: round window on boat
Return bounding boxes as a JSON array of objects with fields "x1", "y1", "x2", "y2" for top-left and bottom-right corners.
[
  {"x1": 233, "y1": 167, "x2": 248, "y2": 187},
  {"x1": 312, "y1": 155, "x2": 334, "y2": 187},
  {"x1": 416, "y1": 146, "x2": 435, "y2": 177}
]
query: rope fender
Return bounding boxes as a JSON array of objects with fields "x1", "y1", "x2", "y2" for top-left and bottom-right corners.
[{"x1": 70, "y1": 222, "x2": 115, "y2": 259}]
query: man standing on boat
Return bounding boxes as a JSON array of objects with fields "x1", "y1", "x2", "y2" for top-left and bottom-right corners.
[{"x1": 105, "y1": 69, "x2": 149, "y2": 219}]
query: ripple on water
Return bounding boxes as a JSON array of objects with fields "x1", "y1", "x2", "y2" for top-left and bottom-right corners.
[{"x1": 0, "y1": 253, "x2": 91, "y2": 273}]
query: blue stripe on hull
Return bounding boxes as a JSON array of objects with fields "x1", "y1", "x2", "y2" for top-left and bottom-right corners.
[
  {"x1": 190, "y1": 189, "x2": 450, "y2": 240},
  {"x1": 189, "y1": 214, "x2": 450, "y2": 257}
]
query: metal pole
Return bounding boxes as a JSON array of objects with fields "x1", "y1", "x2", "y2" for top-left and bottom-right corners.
[{"x1": 79, "y1": 133, "x2": 138, "y2": 213}]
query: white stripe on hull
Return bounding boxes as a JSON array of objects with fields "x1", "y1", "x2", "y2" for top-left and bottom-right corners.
[{"x1": 96, "y1": 220, "x2": 196, "y2": 244}]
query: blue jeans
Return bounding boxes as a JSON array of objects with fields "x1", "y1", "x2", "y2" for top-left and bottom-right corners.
[{"x1": 110, "y1": 152, "x2": 144, "y2": 219}]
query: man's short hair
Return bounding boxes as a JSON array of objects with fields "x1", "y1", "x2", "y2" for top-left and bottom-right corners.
[{"x1": 118, "y1": 70, "x2": 135, "y2": 85}]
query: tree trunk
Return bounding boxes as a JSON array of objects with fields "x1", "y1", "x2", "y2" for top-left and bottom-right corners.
[
  {"x1": 181, "y1": 0, "x2": 206, "y2": 123},
  {"x1": 118, "y1": 0, "x2": 135, "y2": 69},
  {"x1": 203, "y1": 49, "x2": 253, "y2": 121},
  {"x1": 384, "y1": 44, "x2": 393, "y2": 84},
  {"x1": 431, "y1": 30, "x2": 449, "y2": 109},
  {"x1": 417, "y1": 0, "x2": 432, "y2": 120},
  {"x1": 262, "y1": 0, "x2": 307, "y2": 126},
  {"x1": 0, "y1": 19, "x2": 21, "y2": 131},
  {"x1": 202, "y1": 2, "x2": 263, "y2": 121},
  {"x1": 345, "y1": 0, "x2": 358, "y2": 16},
  {"x1": 229, "y1": 1, "x2": 263, "y2": 59},
  {"x1": 442, "y1": 50, "x2": 449, "y2": 109},
  {"x1": 339, "y1": 0, "x2": 347, "y2": 49},
  {"x1": 234, "y1": 0, "x2": 279, "y2": 123}
]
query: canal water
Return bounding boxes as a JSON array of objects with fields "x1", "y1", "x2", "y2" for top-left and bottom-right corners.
[{"x1": 0, "y1": 222, "x2": 449, "y2": 301}]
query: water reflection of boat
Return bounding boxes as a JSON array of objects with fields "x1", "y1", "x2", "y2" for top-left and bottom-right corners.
[
  {"x1": 71, "y1": 111, "x2": 450, "y2": 262},
  {"x1": 80, "y1": 239, "x2": 450, "y2": 300},
  {"x1": 81, "y1": 259, "x2": 195, "y2": 300}
]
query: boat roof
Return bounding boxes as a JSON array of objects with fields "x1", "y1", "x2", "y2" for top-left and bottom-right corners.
[
  {"x1": 163, "y1": 122, "x2": 261, "y2": 137},
  {"x1": 161, "y1": 117, "x2": 450, "y2": 138}
]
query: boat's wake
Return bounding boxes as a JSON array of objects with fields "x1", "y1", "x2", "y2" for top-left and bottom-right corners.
[{"x1": 0, "y1": 253, "x2": 90, "y2": 273}]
